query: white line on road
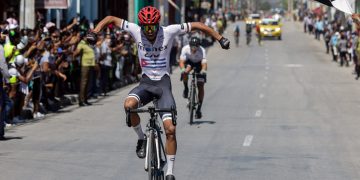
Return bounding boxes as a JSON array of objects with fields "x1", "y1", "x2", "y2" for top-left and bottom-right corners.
[
  {"x1": 255, "y1": 110, "x2": 262, "y2": 117},
  {"x1": 262, "y1": 83, "x2": 267, "y2": 87},
  {"x1": 259, "y1": 94, "x2": 265, "y2": 99},
  {"x1": 243, "y1": 135, "x2": 254, "y2": 147},
  {"x1": 266, "y1": 66, "x2": 270, "y2": 70},
  {"x1": 285, "y1": 64, "x2": 303, "y2": 68},
  {"x1": 264, "y1": 76, "x2": 268, "y2": 80}
]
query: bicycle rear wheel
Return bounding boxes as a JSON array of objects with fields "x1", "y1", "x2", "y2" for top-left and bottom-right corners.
[{"x1": 189, "y1": 85, "x2": 196, "y2": 125}]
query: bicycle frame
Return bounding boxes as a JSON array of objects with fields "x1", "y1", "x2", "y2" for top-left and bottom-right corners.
[{"x1": 126, "y1": 107, "x2": 177, "y2": 179}]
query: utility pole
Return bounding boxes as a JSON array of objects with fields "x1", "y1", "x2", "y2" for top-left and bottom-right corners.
[
  {"x1": 288, "y1": 0, "x2": 293, "y2": 21},
  {"x1": 181, "y1": 0, "x2": 185, "y2": 23},
  {"x1": 20, "y1": 0, "x2": 35, "y2": 29},
  {"x1": 128, "y1": 0, "x2": 134, "y2": 22}
]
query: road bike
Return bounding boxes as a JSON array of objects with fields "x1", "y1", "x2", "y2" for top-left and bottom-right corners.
[
  {"x1": 126, "y1": 106, "x2": 177, "y2": 180},
  {"x1": 187, "y1": 70, "x2": 199, "y2": 125}
]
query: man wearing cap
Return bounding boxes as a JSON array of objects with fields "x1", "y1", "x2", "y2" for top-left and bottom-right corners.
[{"x1": 73, "y1": 33, "x2": 97, "y2": 106}]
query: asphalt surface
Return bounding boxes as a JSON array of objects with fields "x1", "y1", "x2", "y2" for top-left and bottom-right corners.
[{"x1": 2, "y1": 21, "x2": 360, "y2": 180}]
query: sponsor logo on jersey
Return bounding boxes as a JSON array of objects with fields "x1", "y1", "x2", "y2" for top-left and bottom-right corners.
[{"x1": 137, "y1": 42, "x2": 168, "y2": 52}]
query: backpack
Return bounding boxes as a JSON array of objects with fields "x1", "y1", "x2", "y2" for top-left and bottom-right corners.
[{"x1": 246, "y1": 25, "x2": 252, "y2": 33}]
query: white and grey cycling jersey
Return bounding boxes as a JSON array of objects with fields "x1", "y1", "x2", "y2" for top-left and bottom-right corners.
[
  {"x1": 121, "y1": 20, "x2": 191, "y2": 80},
  {"x1": 180, "y1": 44, "x2": 207, "y2": 64}
]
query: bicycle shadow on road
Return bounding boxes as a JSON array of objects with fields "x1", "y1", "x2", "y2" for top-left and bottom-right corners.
[
  {"x1": 0, "y1": 136, "x2": 23, "y2": 141},
  {"x1": 191, "y1": 120, "x2": 216, "y2": 125}
]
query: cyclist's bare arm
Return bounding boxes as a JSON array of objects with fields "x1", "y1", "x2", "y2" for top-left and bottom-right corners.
[
  {"x1": 190, "y1": 22, "x2": 222, "y2": 41},
  {"x1": 201, "y1": 62, "x2": 207, "y2": 71},
  {"x1": 93, "y1": 16, "x2": 123, "y2": 33},
  {"x1": 179, "y1": 58, "x2": 186, "y2": 70}
]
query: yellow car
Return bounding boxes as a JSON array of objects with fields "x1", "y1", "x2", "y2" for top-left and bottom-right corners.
[
  {"x1": 259, "y1": 18, "x2": 282, "y2": 40},
  {"x1": 245, "y1": 14, "x2": 262, "y2": 26}
]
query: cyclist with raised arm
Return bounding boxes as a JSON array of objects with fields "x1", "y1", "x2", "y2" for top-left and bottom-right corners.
[
  {"x1": 179, "y1": 37, "x2": 207, "y2": 119},
  {"x1": 93, "y1": 6, "x2": 230, "y2": 180}
]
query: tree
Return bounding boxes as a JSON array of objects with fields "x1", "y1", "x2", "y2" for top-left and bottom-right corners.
[{"x1": 260, "y1": 1, "x2": 271, "y2": 11}]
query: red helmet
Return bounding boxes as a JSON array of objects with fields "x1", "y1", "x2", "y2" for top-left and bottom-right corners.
[{"x1": 138, "y1": 6, "x2": 161, "y2": 25}]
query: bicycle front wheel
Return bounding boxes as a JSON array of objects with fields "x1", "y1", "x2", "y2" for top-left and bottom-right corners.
[
  {"x1": 148, "y1": 131, "x2": 156, "y2": 180},
  {"x1": 189, "y1": 85, "x2": 196, "y2": 125}
]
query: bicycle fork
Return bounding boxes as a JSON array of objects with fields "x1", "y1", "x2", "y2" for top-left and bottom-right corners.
[{"x1": 144, "y1": 129, "x2": 162, "y2": 171}]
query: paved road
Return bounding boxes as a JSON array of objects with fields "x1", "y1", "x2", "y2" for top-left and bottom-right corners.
[{"x1": 2, "y1": 21, "x2": 360, "y2": 180}]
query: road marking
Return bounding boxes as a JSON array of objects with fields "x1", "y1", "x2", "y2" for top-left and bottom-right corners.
[
  {"x1": 259, "y1": 94, "x2": 265, "y2": 99},
  {"x1": 262, "y1": 83, "x2": 267, "y2": 87},
  {"x1": 264, "y1": 76, "x2": 268, "y2": 80},
  {"x1": 265, "y1": 71, "x2": 269, "y2": 74},
  {"x1": 266, "y1": 62, "x2": 269, "y2": 65},
  {"x1": 285, "y1": 64, "x2": 304, "y2": 68},
  {"x1": 243, "y1": 135, "x2": 254, "y2": 147},
  {"x1": 266, "y1": 66, "x2": 270, "y2": 70},
  {"x1": 255, "y1": 110, "x2": 262, "y2": 117}
]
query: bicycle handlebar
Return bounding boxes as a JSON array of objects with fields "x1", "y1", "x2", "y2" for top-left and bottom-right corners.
[
  {"x1": 128, "y1": 107, "x2": 176, "y2": 114},
  {"x1": 126, "y1": 106, "x2": 177, "y2": 127}
]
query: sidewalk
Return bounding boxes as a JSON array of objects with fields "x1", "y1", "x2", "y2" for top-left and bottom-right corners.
[
  {"x1": 4, "y1": 80, "x2": 136, "y2": 130},
  {"x1": 293, "y1": 21, "x2": 357, "y2": 74}
]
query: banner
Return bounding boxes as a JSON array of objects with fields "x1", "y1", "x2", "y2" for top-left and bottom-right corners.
[
  {"x1": 36, "y1": 0, "x2": 68, "y2": 9},
  {"x1": 313, "y1": 0, "x2": 353, "y2": 14}
]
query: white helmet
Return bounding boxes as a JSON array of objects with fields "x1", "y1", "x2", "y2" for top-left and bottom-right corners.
[{"x1": 15, "y1": 55, "x2": 25, "y2": 67}]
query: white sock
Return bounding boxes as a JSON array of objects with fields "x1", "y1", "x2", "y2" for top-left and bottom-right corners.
[
  {"x1": 166, "y1": 155, "x2": 175, "y2": 175},
  {"x1": 133, "y1": 124, "x2": 145, "y2": 140}
]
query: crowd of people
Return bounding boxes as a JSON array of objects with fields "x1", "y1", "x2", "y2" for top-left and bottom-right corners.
[
  {"x1": 302, "y1": 12, "x2": 360, "y2": 80},
  {"x1": 0, "y1": 15, "x2": 145, "y2": 127}
]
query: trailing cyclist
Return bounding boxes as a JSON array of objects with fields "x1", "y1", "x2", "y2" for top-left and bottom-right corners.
[
  {"x1": 93, "y1": 6, "x2": 230, "y2": 180},
  {"x1": 234, "y1": 24, "x2": 240, "y2": 47},
  {"x1": 179, "y1": 37, "x2": 207, "y2": 119},
  {"x1": 246, "y1": 23, "x2": 252, "y2": 45},
  {"x1": 255, "y1": 22, "x2": 262, "y2": 46}
]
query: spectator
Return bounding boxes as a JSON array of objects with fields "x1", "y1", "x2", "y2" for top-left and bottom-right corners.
[
  {"x1": 356, "y1": 31, "x2": 360, "y2": 79},
  {"x1": 338, "y1": 34, "x2": 349, "y2": 67},
  {"x1": 330, "y1": 32, "x2": 340, "y2": 62},
  {"x1": 324, "y1": 28, "x2": 331, "y2": 54},
  {"x1": 100, "y1": 31, "x2": 112, "y2": 96},
  {"x1": 0, "y1": 27, "x2": 10, "y2": 140},
  {"x1": 73, "y1": 32, "x2": 96, "y2": 106}
]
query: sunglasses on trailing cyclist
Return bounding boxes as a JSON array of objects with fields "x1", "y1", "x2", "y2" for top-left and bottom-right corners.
[
  {"x1": 190, "y1": 45, "x2": 199, "y2": 49},
  {"x1": 142, "y1": 24, "x2": 159, "y2": 33}
]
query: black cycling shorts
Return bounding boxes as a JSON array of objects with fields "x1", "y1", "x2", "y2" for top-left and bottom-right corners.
[
  {"x1": 185, "y1": 61, "x2": 206, "y2": 83},
  {"x1": 127, "y1": 75, "x2": 175, "y2": 121}
]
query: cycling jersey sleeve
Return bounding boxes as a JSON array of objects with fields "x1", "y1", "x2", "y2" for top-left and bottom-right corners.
[
  {"x1": 165, "y1": 23, "x2": 192, "y2": 36},
  {"x1": 201, "y1": 47, "x2": 207, "y2": 63},
  {"x1": 179, "y1": 45, "x2": 189, "y2": 61},
  {"x1": 120, "y1": 20, "x2": 141, "y2": 40}
]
